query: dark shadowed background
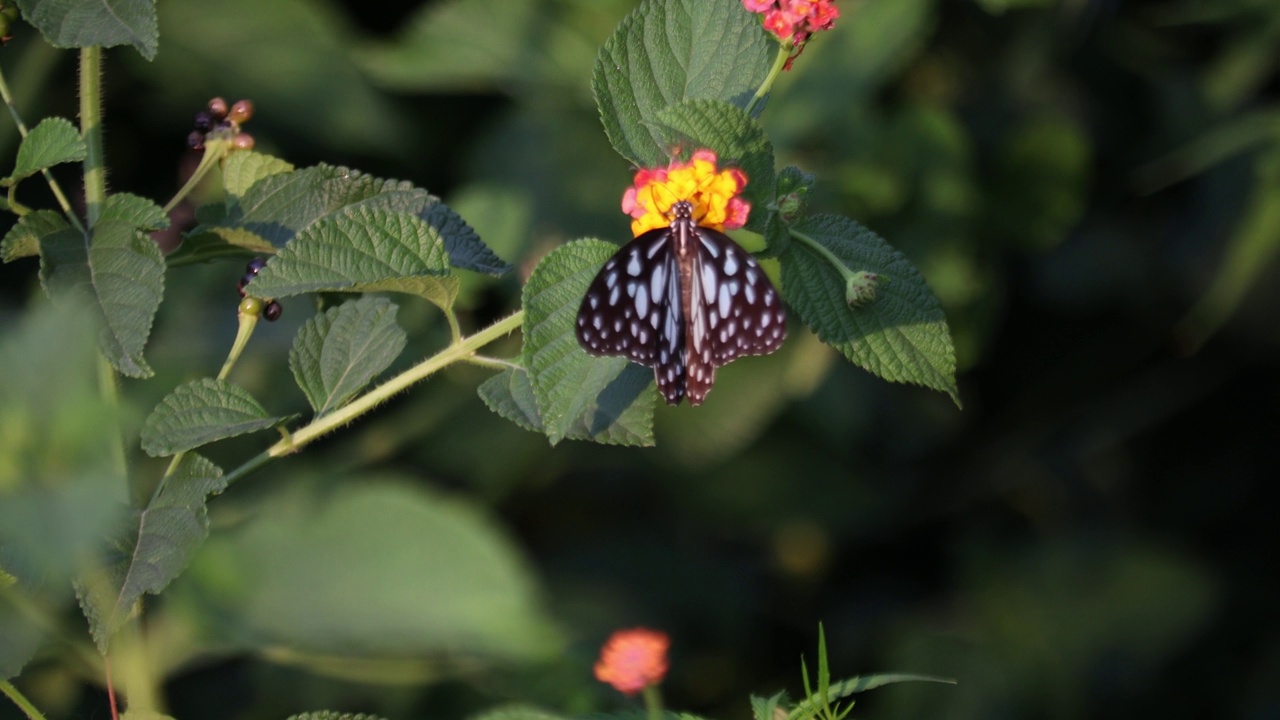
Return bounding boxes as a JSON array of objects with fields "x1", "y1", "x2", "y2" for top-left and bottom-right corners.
[{"x1": 2, "y1": 0, "x2": 1278, "y2": 719}]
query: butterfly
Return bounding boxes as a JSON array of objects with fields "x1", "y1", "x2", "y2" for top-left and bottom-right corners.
[{"x1": 576, "y1": 199, "x2": 786, "y2": 405}]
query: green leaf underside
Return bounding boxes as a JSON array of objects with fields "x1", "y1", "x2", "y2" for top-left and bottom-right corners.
[
  {"x1": 38, "y1": 219, "x2": 165, "y2": 378},
  {"x1": 592, "y1": 0, "x2": 772, "y2": 167},
  {"x1": 780, "y1": 215, "x2": 959, "y2": 404},
  {"x1": 186, "y1": 162, "x2": 509, "y2": 275},
  {"x1": 521, "y1": 239, "x2": 656, "y2": 446},
  {"x1": 787, "y1": 674, "x2": 957, "y2": 720},
  {"x1": 247, "y1": 206, "x2": 459, "y2": 309},
  {"x1": 17, "y1": 0, "x2": 160, "y2": 60},
  {"x1": 82, "y1": 454, "x2": 226, "y2": 651},
  {"x1": 289, "y1": 296, "x2": 407, "y2": 416},
  {"x1": 477, "y1": 367, "x2": 544, "y2": 433},
  {"x1": 2, "y1": 209, "x2": 68, "y2": 262},
  {"x1": 6, "y1": 117, "x2": 87, "y2": 184},
  {"x1": 652, "y1": 99, "x2": 776, "y2": 231},
  {"x1": 140, "y1": 378, "x2": 285, "y2": 457},
  {"x1": 173, "y1": 480, "x2": 558, "y2": 661}
]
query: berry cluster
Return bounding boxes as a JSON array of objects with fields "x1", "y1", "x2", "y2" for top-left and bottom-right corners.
[
  {"x1": 236, "y1": 257, "x2": 281, "y2": 321},
  {"x1": 188, "y1": 97, "x2": 255, "y2": 152}
]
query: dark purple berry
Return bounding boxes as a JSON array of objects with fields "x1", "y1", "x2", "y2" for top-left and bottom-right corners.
[
  {"x1": 187, "y1": 131, "x2": 205, "y2": 151},
  {"x1": 193, "y1": 111, "x2": 214, "y2": 132},
  {"x1": 246, "y1": 257, "x2": 267, "y2": 275},
  {"x1": 263, "y1": 300, "x2": 282, "y2": 322},
  {"x1": 236, "y1": 274, "x2": 254, "y2": 297}
]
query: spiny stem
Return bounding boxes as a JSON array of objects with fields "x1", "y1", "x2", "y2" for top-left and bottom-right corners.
[
  {"x1": 0, "y1": 681, "x2": 47, "y2": 720},
  {"x1": 0, "y1": 66, "x2": 85, "y2": 232},
  {"x1": 79, "y1": 48, "x2": 106, "y2": 227},
  {"x1": 746, "y1": 42, "x2": 792, "y2": 116}
]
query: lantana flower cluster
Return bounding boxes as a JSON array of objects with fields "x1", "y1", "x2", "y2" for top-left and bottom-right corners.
[
  {"x1": 742, "y1": 0, "x2": 839, "y2": 45},
  {"x1": 594, "y1": 627, "x2": 671, "y2": 696},
  {"x1": 621, "y1": 150, "x2": 750, "y2": 236}
]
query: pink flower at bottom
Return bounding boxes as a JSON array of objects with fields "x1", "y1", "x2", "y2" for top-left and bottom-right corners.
[{"x1": 594, "y1": 628, "x2": 671, "y2": 695}]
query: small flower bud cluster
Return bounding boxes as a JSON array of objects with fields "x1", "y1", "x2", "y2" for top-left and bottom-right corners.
[
  {"x1": 236, "y1": 257, "x2": 281, "y2": 321},
  {"x1": 188, "y1": 97, "x2": 255, "y2": 152},
  {"x1": 742, "y1": 0, "x2": 839, "y2": 68}
]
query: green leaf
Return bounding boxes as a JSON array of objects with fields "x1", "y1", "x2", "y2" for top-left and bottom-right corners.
[
  {"x1": 0, "y1": 302, "x2": 129, "y2": 678},
  {"x1": 286, "y1": 713, "x2": 389, "y2": 720},
  {"x1": 781, "y1": 215, "x2": 959, "y2": 405},
  {"x1": 247, "y1": 206, "x2": 459, "y2": 309},
  {"x1": 101, "y1": 193, "x2": 170, "y2": 231},
  {"x1": 651, "y1": 99, "x2": 776, "y2": 231},
  {"x1": 183, "y1": 162, "x2": 507, "y2": 276},
  {"x1": 593, "y1": 0, "x2": 772, "y2": 166},
  {"x1": 522, "y1": 239, "x2": 656, "y2": 446},
  {"x1": 38, "y1": 219, "x2": 165, "y2": 378},
  {"x1": 467, "y1": 706, "x2": 569, "y2": 720},
  {"x1": 4, "y1": 117, "x2": 86, "y2": 185},
  {"x1": 16, "y1": 0, "x2": 159, "y2": 60},
  {"x1": 167, "y1": 479, "x2": 560, "y2": 664},
  {"x1": 221, "y1": 150, "x2": 295, "y2": 198},
  {"x1": 1, "y1": 209, "x2": 68, "y2": 262},
  {"x1": 751, "y1": 692, "x2": 788, "y2": 720},
  {"x1": 289, "y1": 296, "x2": 407, "y2": 416},
  {"x1": 422, "y1": 201, "x2": 513, "y2": 276},
  {"x1": 787, "y1": 674, "x2": 956, "y2": 720},
  {"x1": 78, "y1": 454, "x2": 225, "y2": 652},
  {"x1": 140, "y1": 378, "x2": 287, "y2": 457},
  {"x1": 477, "y1": 366, "x2": 544, "y2": 434},
  {"x1": 354, "y1": 0, "x2": 539, "y2": 91}
]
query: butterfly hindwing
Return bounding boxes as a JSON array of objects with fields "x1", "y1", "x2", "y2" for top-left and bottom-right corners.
[{"x1": 575, "y1": 200, "x2": 786, "y2": 406}]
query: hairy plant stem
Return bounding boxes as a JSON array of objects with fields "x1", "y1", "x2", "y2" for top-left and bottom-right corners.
[
  {"x1": 0, "y1": 66, "x2": 85, "y2": 232},
  {"x1": 79, "y1": 48, "x2": 106, "y2": 226},
  {"x1": 221, "y1": 310, "x2": 524, "y2": 487},
  {"x1": 746, "y1": 42, "x2": 792, "y2": 116},
  {"x1": 0, "y1": 681, "x2": 47, "y2": 720},
  {"x1": 790, "y1": 227, "x2": 853, "y2": 280}
]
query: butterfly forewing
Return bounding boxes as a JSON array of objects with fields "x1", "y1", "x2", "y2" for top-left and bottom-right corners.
[{"x1": 576, "y1": 200, "x2": 786, "y2": 405}]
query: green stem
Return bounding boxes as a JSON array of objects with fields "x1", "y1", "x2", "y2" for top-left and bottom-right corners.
[
  {"x1": 0, "y1": 681, "x2": 48, "y2": 720},
  {"x1": 790, "y1": 228, "x2": 850, "y2": 279},
  {"x1": 746, "y1": 42, "x2": 792, "y2": 116},
  {"x1": 97, "y1": 355, "x2": 129, "y2": 494},
  {"x1": 222, "y1": 310, "x2": 524, "y2": 486},
  {"x1": 79, "y1": 48, "x2": 106, "y2": 227},
  {"x1": 162, "y1": 138, "x2": 230, "y2": 215},
  {"x1": 641, "y1": 684, "x2": 664, "y2": 720},
  {"x1": 0, "y1": 65, "x2": 85, "y2": 232}
]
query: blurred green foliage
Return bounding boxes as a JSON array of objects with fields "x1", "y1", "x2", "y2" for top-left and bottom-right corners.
[{"x1": 2, "y1": 0, "x2": 1279, "y2": 719}]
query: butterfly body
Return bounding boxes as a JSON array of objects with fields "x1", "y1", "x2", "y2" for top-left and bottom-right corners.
[{"x1": 576, "y1": 200, "x2": 786, "y2": 405}]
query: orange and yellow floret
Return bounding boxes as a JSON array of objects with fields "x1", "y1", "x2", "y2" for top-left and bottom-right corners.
[
  {"x1": 621, "y1": 150, "x2": 751, "y2": 236},
  {"x1": 593, "y1": 627, "x2": 671, "y2": 695}
]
